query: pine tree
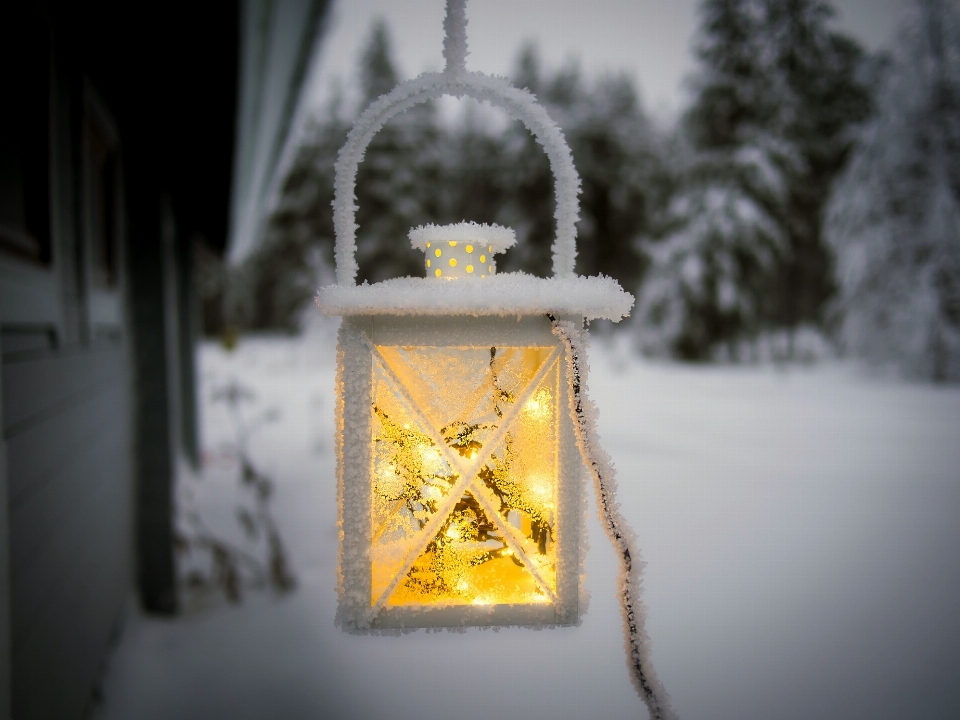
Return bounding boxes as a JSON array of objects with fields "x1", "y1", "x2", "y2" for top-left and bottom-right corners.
[
  {"x1": 765, "y1": 0, "x2": 873, "y2": 331},
  {"x1": 638, "y1": 0, "x2": 791, "y2": 359},
  {"x1": 638, "y1": 0, "x2": 871, "y2": 359},
  {"x1": 826, "y1": 0, "x2": 960, "y2": 381},
  {"x1": 496, "y1": 46, "x2": 666, "y2": 287}
]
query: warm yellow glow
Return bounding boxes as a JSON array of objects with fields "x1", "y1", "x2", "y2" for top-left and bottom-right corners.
[
  {"x1": 426, "y1": 242, "x2": 431, "y2": 248},
  {"x1": 449, "y1": 258, "x2": 457, "y2": 267},
  {"x1": 526, "y1": 475, "x2": 555, "y2": 509},
  {"x1": 449, "y1": 241, "x2": 458, "y2": 247},
  {"x1": 466, "y1": 244, "x2": 474, "y2": 253},
  {"x1": 523, "y1": 388, "x2": 552, "y2": 420},
  {"x1": 435, "y1": 269, "x2": 442, "y2": 277},
  {"x1": 435, "y1": 248, "x2": 442, "y2": 257},
  {"x1": 370, "y1": 345, "x2": 561, "y2": 609},
  {"x1": 480, "y1": 255, "x2": 486, "y2": 263},
  {"x1": 466, "y1": 265, "x2": 474, "y2": 274}
]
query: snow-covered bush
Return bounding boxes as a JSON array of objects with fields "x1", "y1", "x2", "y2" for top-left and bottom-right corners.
[{"x1": 826, "y1": 0, "x2": 960, "y2": 382}]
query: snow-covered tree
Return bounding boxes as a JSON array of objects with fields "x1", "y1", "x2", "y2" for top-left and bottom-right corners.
[
  {"x1": 638, "y1": 0, "x2": 871, "y2": 360},
  {"x1": 500, "y1": 45, "x2": 668, "y2": 287},
  {"x1": 826, "y1": 0, "x2": 960, "y2": 381}
]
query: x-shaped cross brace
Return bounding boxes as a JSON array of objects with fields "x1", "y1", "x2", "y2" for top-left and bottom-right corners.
[{"x1": 361, "y1": 333, "x2": 562, "y2": 618}]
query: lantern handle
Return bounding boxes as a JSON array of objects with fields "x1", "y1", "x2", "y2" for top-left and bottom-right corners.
[{"x1": 332, "y1": 70, "x2": 581, "y2": 285}]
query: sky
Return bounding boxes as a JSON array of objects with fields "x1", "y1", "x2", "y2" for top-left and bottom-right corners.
[{"x1": 305, "y1": 0, "x2": 912, "y2": 123}]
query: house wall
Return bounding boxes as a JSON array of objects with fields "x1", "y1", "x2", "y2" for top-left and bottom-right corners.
[
  {"x1": 0, "y1": 1, "x2": 222, "y2": 715},
  {"x1": 1, "y1": 8, "x2": 137, "y2": 717}
]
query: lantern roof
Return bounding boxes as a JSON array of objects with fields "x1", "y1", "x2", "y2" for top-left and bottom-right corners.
[{"x1": 316, "y1": 272, "x2": 633, "y2": 321}]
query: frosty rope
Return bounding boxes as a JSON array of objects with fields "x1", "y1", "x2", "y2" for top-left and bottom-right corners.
[
  {"x1": 332, "y1": 1, "x2": 580, "y2": 285},
  {"x1": 550, "y1": 316, "x2": 677, "y2": 720}
]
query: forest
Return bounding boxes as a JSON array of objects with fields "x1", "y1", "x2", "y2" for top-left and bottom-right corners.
[{"x1": 202, "y1": 0, "x2": 960, "y2": 382}]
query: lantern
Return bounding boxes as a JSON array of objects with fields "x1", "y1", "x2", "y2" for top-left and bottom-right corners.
[
  {"x1": 317, "y1": 4, "x2": 678, "y2": 716},
  {"x1": 316, "y1": 1, "x2": 635, "y2": 632},
  {"x1": 319, "y1": 11, "x2": 680, "y2": 698}
]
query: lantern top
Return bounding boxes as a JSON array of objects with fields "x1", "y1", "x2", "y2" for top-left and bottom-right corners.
[
  {"x1": 409, "y1": 222, "x2": 516, "y2": 252},
  {"x1": 316, "y1": 273, "x2": 633, "y2": 320},
  {"x1": 317, "y1": 0, "x2": 636, "y2": 322}
]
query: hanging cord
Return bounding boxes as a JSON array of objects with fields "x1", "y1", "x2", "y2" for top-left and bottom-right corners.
[{"x1": 550, "y1": 316, "x2": 677, "y2": 720}]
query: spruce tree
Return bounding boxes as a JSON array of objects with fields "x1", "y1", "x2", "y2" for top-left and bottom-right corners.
[
  {"x1": 498, "y1": 47, "x2": 665, "y2": 287},
  {"x1": 764, "y1": 0, "x2": 873, "y2": 331},
  {"x1": 638, "y1": 0, "x2": 871, "y2": 359},
  {"x1": 826, "y1": 0, "x2": 960, "y2": 381}
]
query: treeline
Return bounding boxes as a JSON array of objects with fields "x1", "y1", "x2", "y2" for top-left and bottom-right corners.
[{"x1": 207, "y1": 0, "x2": 960, "y2": 382}]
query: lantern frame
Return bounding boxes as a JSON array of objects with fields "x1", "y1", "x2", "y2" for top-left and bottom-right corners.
[{"x1": 336, "y1": 314, "x2": 586, "y2": 630}]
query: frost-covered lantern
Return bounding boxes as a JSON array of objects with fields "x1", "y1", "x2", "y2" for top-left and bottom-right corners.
[
  {"x1": 318, "y1": 5, "x2": 677, "y2": 715},
  {"x1": 317, "y1": 0, "x2": 641, "y2": 636}
]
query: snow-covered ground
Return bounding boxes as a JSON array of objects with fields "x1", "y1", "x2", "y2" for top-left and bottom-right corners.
[{"x1": 95, "y1": 320, "x2": 960, "y2": 720}]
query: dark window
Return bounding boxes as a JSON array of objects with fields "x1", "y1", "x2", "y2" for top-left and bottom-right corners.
[{"x1": 0, "y1": 5, "x2": 52, "y2": 264}]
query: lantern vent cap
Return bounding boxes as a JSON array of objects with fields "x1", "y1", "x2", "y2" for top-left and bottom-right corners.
[{"x1": 409, "y1": 222, "x2": 516, "y2": 252}]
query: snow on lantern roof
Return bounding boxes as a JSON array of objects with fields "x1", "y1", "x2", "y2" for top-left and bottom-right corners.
[
  {"x1": 408, "y1": 222, "x2": 517, "y2": 251},
  {"x1": 316, "y1": 272, "x2": 634, "y2": 321}
]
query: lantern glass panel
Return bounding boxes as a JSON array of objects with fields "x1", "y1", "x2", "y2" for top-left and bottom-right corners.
[{"x1": 370, "y1": 345, "x2": 561, "y2": 608}]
